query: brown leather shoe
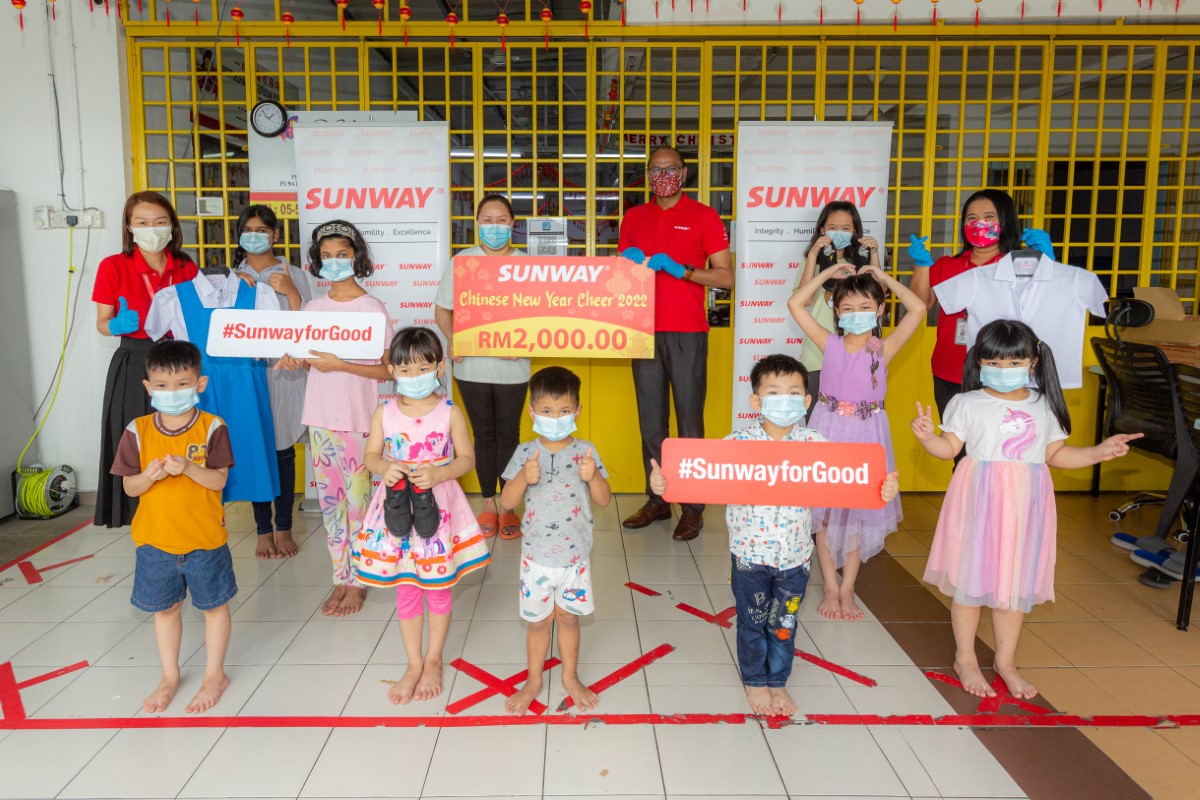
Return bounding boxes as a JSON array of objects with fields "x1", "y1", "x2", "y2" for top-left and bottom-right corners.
[
  {"x1": 622, "y1": 501, "x2": 672, "y2": 529},
  {"x1": 672, "y1": 511, "x2": 704, "y2": 541}
]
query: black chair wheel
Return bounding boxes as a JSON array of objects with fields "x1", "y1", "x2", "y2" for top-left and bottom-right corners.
[{"x1": 1109, "y1": 510, "x2": 1125, "y2": 521}]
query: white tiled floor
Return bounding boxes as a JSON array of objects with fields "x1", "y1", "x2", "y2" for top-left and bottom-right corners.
[{"x1": 0, "y1": 497, "x2": 1029, "y2": 799}]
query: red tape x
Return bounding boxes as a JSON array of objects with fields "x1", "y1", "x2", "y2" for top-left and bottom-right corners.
[
  {"x1": 557, "y1": 642, "x2": 676, "y2": 712},
  {"x1": 446, "y1": 658, "x2": 561, "y2": 716}
]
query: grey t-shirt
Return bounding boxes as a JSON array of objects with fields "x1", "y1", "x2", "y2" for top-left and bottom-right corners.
[
  {"x1": 502, "y1": 438, "x2": 609, "y2": 568},
  {"x1": 435, "y1": 245, "x2": 531, "y2": 385}
]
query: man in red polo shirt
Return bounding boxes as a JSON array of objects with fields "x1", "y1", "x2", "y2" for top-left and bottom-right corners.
[{"x1": 618, "y1": 146, "x2": 733, "y2": 541}]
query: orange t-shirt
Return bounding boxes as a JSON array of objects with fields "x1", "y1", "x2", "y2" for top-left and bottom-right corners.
[{"x1": 111, "y1": 409, "x2": 234, "y2": 554}]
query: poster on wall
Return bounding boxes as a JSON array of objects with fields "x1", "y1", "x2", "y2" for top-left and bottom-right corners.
[{"x1": 731, "y1": 121, "x2": 893, "y2": 427}]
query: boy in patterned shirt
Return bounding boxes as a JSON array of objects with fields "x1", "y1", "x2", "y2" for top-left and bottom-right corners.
[
  {"x1": 651, "y1": 354, "x2": 898, "y2": 717},
  {"x1": 500, "y1": 367, "x2": 612, "y2": 714}
]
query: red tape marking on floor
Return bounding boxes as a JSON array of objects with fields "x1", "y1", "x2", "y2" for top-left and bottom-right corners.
[
  {"x1": 17, "y1": 554, "x2": 94, "y2": 585},
  {"x1": 676, "y1": 602, "x2": 735, "y2": 629},
  {"x1": 15, "y1": 661, "x2": 88, "y2": 691},
  {"x1": 558, "y1": 642, "x2": 676, "y2": 712},
  {"x1": 796, "y1": 650, "x2": 879, "y2": 688},
  {"x1": 625, "y1": 582, "x2": 661, "y2": 597},
  {"x1": 446, "y1": 658, "x2": 560, "y2": 716},
  {"x1": 0, "y1": 662, "x2": 26, "y2": 722},
  {"x1": 925, "y1": 670, "x2": 1053, "y2": 716},
  {"x1": 0, "y1": 520, "x2": 91, "y2": 575}
]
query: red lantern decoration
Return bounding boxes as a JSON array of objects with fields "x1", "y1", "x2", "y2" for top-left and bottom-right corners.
[
  {"x1": 231, "y1": 6, "x2": 244, "y2": 45},
  {"x1": 398, "y1": 1, "x2": 411, "y2": 46},
  {"x1": 580, "y1": 0, "x2": 592, "y2": 37},
  {"x1": 372, "y1": 0, "x2": 384, "y2": 35},
  {"x1": 12, "y1": 0, "x2": 26, "y2": 31},
  {"x1": 540, "y1": 6, "x2": 552, "y2": 52},
  {"x1": 891, "y1": 0, "x2": 900, "y2": 29},
  {"x1": 48, "y1": 0, "x2": 56, "y2": 21},
  {"x1": 854, "y1": 0, "x2": 863, "y2": 25},
  {"x1": 192, "y1": 0, "x2": 200, "y2": 24},
  {"x1": 336, "y1": 0, "x2": 349, "y2": 30},
  {"x1": 165, "y1": 0, "x2": 171, "y2": 26},
  {"x1": 930, "y1": 0, "x2": 938, "y2": 23},
  {"x1": 446, "y1": 11, "x2": 458, "y2": 50},
  {"x1": 496, "y1": 13, "x2": 510, "y2": 50},
  {"x1": 281, "y1": 10, "x2": 294, "y2": 46},
  {"x1": 974, "y1": 0, "x2": 981, "y2": 26},
  {"x1": 820, "y1": 0, "x2": 825, "y2": 23},
  {"x1": 617, "y1": 0, "x2": 625, "y2": 26}
]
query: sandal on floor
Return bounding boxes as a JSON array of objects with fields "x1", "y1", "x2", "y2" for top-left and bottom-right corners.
[
  {"x1": 1112, "y1": 532, "x2": 1174, "y2": 553},
  {"x1": 498, "y1": 512, "x2": 522, "y2": 540},
  {"x1": 1131, "y1": 548, "x2": 1174, "y2": 570},
  {"x1": 477, "y1": 510, "x2": 499, "y2": 538}
]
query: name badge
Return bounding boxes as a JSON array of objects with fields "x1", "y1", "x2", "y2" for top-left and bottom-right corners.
[{"x1": 954, "y1": 315, "x2": 969, "y2": 346}]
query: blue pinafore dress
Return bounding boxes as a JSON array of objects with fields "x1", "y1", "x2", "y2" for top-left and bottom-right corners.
[{"x1": 176, "y1": 279, "x2": 279, "y2": 503}]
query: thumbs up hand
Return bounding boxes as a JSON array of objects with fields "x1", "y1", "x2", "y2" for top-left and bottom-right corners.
[
  {"x1": 578, "y1": 448, "x2": 597, "y2": 482},
  {"x1": 524, "y1": 448, "x2": 542, "y2": 485},
  {"x1": 108, "y1": 296, "x2": 141, "y2": 336},
  {"x1": 649, "y1": 458, "x2": 667, "y2": 496}
]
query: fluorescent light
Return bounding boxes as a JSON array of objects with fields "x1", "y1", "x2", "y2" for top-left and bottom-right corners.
[{"x1": 451, "y1": 150, "x2": 524, "y2": 157}]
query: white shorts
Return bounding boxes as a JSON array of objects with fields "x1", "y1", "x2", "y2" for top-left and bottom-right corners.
[{"x1": 518, "y1": 557, "x2": 594, "y2": 622}]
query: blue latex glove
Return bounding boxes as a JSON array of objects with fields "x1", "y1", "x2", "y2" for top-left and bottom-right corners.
[
  {"x1": 907, "y1": 234, "x2": 934, "y2": 267},
  {"x1": 619, "y1": 247, "x2": 647, "y2": 265},
  {"x1": 647, "y1": 252, "x2": 687, "y2": 279},
  {"x1": 1021, "y1": 228, "x2": 1056, "y2": 261},
  {"x1": 107, "y1": 296, "x2": 140, "y2": 336}
]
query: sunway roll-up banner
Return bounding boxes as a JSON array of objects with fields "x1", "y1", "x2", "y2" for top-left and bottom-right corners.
[{"x1": 731, "y1": 121, "x2": 893, "y2": 427}]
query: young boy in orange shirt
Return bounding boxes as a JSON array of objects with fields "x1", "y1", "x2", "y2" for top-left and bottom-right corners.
[{"x1": 111, "y1": 340, "x2": 236, "y2": 714}]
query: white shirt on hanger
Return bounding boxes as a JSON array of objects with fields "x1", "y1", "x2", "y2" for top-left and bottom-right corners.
[
  {"x1": 145, "y1": 271, "x2": 278, "y2": 343},
  {"x1": 933, "y1": 251, "x2": 1108, "y2": 389}
]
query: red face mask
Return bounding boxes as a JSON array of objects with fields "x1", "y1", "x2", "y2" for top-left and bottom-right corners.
[
  {"x1": 649, "y1": 169, "x2": 684, "y2": 198},
  {"x1": 964, "y1": 219, "x2": 1001, "y2": 248}
]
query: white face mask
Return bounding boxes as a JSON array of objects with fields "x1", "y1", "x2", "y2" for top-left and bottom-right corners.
[{"x1": 130, "y1": 226, "x2": 173, "y2": 254}]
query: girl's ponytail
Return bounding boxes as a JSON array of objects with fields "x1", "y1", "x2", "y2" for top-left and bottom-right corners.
[{"x1": 1034, "y1": 340, "x2": 1072, "y2": 435}]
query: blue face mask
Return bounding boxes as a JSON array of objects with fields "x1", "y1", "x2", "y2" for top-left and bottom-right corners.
[
  {"x1": 827, "y1": 229, "x2": 854, "y2": 250},
  {"x1": 532, "y1": 413, "x2": 577, "y2": 442},
  {"x1": 319, "y1": 258, "x2": 355, "y2": 282},
  {"x1": 479, "y1": 224, "x2": 512, "y2": 250},
  {"x1": 760, "y1": 394, "x2": 807, "y2": 427},
  {"x1": 151, "y1": 387, "x2": 199, "y2": 417},
  {"x1": 239, "y1": 231, "x2": 272, "y2": 255},
  {"x1": 839, "y1": 310, "x2": 878, "y2": 335},
  {"x1": 980, "y1": 365, "x2": 1030, "y2": 393},
  {"x1": 393, "y1": 370, "x2": 441, "y2": 400}
]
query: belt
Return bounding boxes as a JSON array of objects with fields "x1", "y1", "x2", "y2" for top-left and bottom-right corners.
[{"x1": 818, "y1": 393, "x2": 884, "y2": 420}]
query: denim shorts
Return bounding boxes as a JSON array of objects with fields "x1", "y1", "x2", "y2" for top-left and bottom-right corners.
[{"x1": 131, "y1": 543, "x2": 238, "y2": 613}]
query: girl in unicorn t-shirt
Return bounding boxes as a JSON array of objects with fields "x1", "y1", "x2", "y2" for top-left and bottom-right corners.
[{"x1": 911, "y1": 319, "x2": 1139, "y2": 702}]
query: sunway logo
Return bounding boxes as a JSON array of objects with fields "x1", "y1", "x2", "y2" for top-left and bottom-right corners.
[
  {"x1": 396, "y1": 263, "x2": 434, "y2": 270},
  {"x1": 786, "y1": 337, "x2": 803, "y2": 345},
  {"x1": 414, "y1": 317, "x2": 436, "y2": 325},
  {"x1": 739, "y1": 300, "x2": 774, "y2": 308},
  {"x1": 746, "y1": 186, "x2": 879, "y2": 209},
  {"x1": 738, "y1": 375, "x2": 751, "y2": 382},
  {"x1": 396, "y1": 301, "x2": 433, "y2": 309},
  {"x1": 754, "y1": 279, "x2": 788, "y2": 286},
  {"x1": 740, "y1": 261, "x2": 773, "y2": 269},
  {"x1": 738, "y1": 337, "x2": 772, "y2": 345},
  {"x1": 736, "y1": 412, "x2": 759, "y2": 419},
  {"x1": 754, "y1": 317, "x2": 786, "y2": 324},
  {"x1": 305, "y1": 186, "x2": 436, "y2": 210}
]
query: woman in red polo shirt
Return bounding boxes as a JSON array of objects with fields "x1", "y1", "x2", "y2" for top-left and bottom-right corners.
[
  {"x1": 93, "y1": 192, "x2": 198, "y2": 528},
  {"x1": 908, "y1": 189, "x2": 1054, "y2": 423}
]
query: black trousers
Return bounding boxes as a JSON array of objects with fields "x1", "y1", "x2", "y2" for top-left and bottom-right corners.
[
  {"x1": 457, "y1": 379, "x2": 528, "y2": 500},
  {"x1": 253, "y1": 445, "x2": 297, "y2": 535},
  {"x1": 632, "y1": 331, "x2": 708, "y2": 515},
  {"x1": 933, "y1": 375, "x2": 965, "y2": 467},
  {"x1": 95, "y1": 338, "x2": 154, "y2": 528}
]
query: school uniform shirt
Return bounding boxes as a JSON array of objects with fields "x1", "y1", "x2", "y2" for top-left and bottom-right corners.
[
  {"x1": 724, "y1": 422, "x2": 827, "y2": 571},
  {"x1": 933, "y1": 252, "x2": 1108, "y2": 390},
  {"x1": 618, "y1": 193, "x2": 730, "y2": 333},
  {"x1": 927, "y1": 251, "x2": 1002, "y2": 385},
  {"x1": 434, "y1": 246, "x2": 531, "y2": 385},
  {"x1": 111, "y1": 409, "x2": 235, "y2": 554},
  {"x1": 91, "y1": 251, "x2": 198, "y2": 339},
  {"x1": 144, "y1": 272, "x2": 279, "y2": 342}
]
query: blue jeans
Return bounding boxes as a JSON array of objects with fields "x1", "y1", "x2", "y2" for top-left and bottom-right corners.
[{"x1": 731, "y1": 554, "x2": 811, "y2": 688}]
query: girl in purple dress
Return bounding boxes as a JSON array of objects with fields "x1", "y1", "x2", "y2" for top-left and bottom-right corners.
[{"x1": 788, "y1": 266, "x2": 925, "y2": 620}]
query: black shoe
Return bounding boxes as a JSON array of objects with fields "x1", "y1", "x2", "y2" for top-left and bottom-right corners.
[
  {"x1": 384, "y1": 478, "x2": 413, "y2": 541},
  {"x1": 410, "y1": 484, "x2": 441, "y2": 540}
]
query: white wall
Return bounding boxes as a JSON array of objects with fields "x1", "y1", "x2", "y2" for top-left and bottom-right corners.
[{"x1": 0, "y1": 6, "x2": 131, "y2": 495}]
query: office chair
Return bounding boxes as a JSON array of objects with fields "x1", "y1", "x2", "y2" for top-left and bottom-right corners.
[{"x1": 1168, "y1": 364, "x2": 1199, "y2": 628}]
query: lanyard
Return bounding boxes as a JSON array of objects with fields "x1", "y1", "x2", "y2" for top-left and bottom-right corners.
[{"x1": 139, "y1": 261, "x2": 174, "y2": 298}]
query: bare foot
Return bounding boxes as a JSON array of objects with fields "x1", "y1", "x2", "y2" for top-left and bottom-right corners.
[
  {"x1": 839, "y1": 590, "x2": 865, "y2": 622},
  {"x1": 415, "y1": 659, "x2": 443, "y2": 701},
  {"x1": 817, "y1": 586, "x2": 842, "y2": 620},
  {"x1": 387, "y1": 663, "x2": 423, "y2": 705},
  {"x1": 745, "y1": 685, "x2": 774, "y2": 716},
  {"x1": 504, "y1": 678, "x2": 543, "y2": 715},
  {"x1": 143, "y1": 676, "x2": 180, "y2": 713},
  {"x1": 994, "y1": 660, "x2": 1038, "y2": 699},
  {"x1": 274, "y1": 530, "x2": 299, "y2": 558},
  {"x1": 954, "y1": 658, "x2": 997, "y2": 699},
  {"x1": 255, "y1": 535, "x2": 279, "y2": 560},
  {"x1": 769, "y1": 687, "x2": 797, "y2": 717},
  {"x1": 562, "y1": 675, "x2": 599, "y2": 712},
  {"x1": 322, "y1": 586, "x2": 347, "y2": 616},
  {"x1": 185, "y1": 673, "x2": 230, "y2": 713},
  {"x1": 335, "y1": 586, "x2": 366, "y2": 616}
]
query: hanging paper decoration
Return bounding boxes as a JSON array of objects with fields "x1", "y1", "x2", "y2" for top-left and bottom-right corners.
[
  {"x1": 819, "y1": 0, "x2": 824, "y2": 23},
  {"x1": 891, "y1": 0, "x2": 900, "y2": 29},
  {"x1": 446, "y1": 11, "x2": 459, "y2": 50},
  {"x1": 580, "y1": 1, "x2": 592, "y2": 37},
  {"x1": 282, "y1": 10, "x2": 294, "y2": 46},
  {"x1": 854, "y1": 0, "x2": 863, "y2": 24},
  {"x1": 930, "y1": 0, "x2": 938, "y2": 23},
  {"x1": 231, "y1": 6, "x2": 244, "y2": 45},
  {"x1": 48, "y1": 0, "x2": 57, "y2": 20},
  {"x1": 496, "y1": 12, "x2": 509, "y2": 50},
  {"x1": 12, "y1": 0, "x2": 25, "y2": 30},
  {"x1": 540, "y1": 6, "x2": 553, "y2": 52},
  {"x1": 778, "y1": 0, "x2": 783, "y2": 20},
  {"x1": 618, "y1": 0, "x2": 626, "y2": 26},
  {"x1": 973, "y1": 0, "x2": 982, "y2": 26},
  {"x1": 399, "y1": 1, "x2": 411, "y2": 46},
  {"x1": 336, "y1": 0, "x2": 349, "y2": 30},
  {"x1": 372, "y1": 0, "x2": 384, "y2": 35},
  {"x1": 193, "y1": 0, "x2": 200, "y2": 25},
  {"x1": 165, "y1": 0, "x2": 171, "y2": 26}
]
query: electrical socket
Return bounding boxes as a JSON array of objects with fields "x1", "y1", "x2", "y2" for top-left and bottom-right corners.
[{"x1": 46, "y1": 209, "x2": 105, "y2": 229}]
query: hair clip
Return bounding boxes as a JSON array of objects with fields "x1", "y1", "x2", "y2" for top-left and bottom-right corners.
[{"x1": 314, "y1": 222, "x2": 358, "y2": 241}]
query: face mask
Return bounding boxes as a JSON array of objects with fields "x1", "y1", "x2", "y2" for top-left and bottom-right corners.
[
  {"x1": 980, "y1": 365, "x2": 1030, "y2": 393},
  {"x1": 760, "y1": 394, "x2": 807, "y2": 428},
  {"x1": 151, "y1": 387, "x2": 199, "y2": 417},
  {"x1": 393, "y1": 370, "x2": 441, "y2": 400},
  {"x1": 826, "y1": 230, "x2": 854, "y2": 250},
  {"x1": 319, "y1": 257, "x2": 355, "y2": 282},
  {"x1": 478, "y1": 224, "x2": 512, "y2": 250},
  {"x1": 964, "y1": 220, "x2": 1002, "y2": 248},
  {"x1": 649, "y1": 170, "x2": 684, "y2": 198},
  {"x1": 839, "y1": 311, "x2": 879, "y2": 335},
  {"x1": 130, "y1": 226, "x2": 173, "y2": 254},
  {"x1": 239, "y1": 231, "x2": 272, "y2": 255},
  {"x1": 532, "y1": 413, "x2": 577, "y2": 442}
]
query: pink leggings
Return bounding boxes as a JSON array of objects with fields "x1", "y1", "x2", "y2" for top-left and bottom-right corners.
[{"x1": 396, "y1": 584, "x2": 452, "y2": 619}]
